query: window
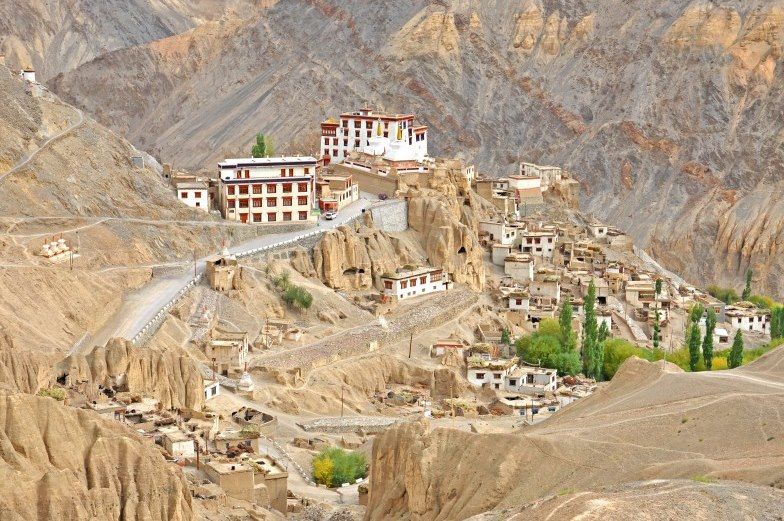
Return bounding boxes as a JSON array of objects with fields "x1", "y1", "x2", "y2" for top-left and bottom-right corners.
[
  {"x1": 227, "y1": 198, "x2": 235, "y2": 206},
  {"x1": 299, "y1": 211, "x2": 308, "y2": 220},
  {"x1": 400, "y1": 280, "x2": 408, "y2": 289},
  {"x1": 366, "y1": 130, "x2": 371, "y2": 138},
  {"x1": 195, "y1": 202, "x2": 200, "y2": 207},
  {"x1": 239, "y1": 200, "x2": 248, "y2": 208},
  {"x1": 475, "y1": 373, "x2": 485, "y2": 380},
  {"x1": 180, "y1": 192, "x2": 187, "y2": 198},
  {"x1": 509, "y1": 379, "x2": 517, "y2": 386},
  {"x1": 239, "y1": 185, "x2": 248, "y2": 194},
  {"x1": 194, "y1": 191, "x2": 202, "y2": 198},
  {"x1": 253, "y1": 213, "x2": 262, "y2": 222},
  {"x1": 267, "y1": 213, "x2": 276, "y2": 222},
  {"x1": 267, "y1": 198, "x2": 277, "y2": 207},
  {"x1": 410, "y1": 278, "x2": 417, "y2": 287},
  {"x1": 253, "y1": 199, "x2": 262, "y2": 207},
  {"x1": 267, "y1": 184, "x2": 277, "y2": 193},
  {"x1": 283, "y1": 183, "x2": 292, "y2": 193},
  {"x1": 384, "y1": 280, "x2": 393, "y2": 290},
  {"x1": 420, "y1": 276, "x2": 427, "y2": 285},
  {"x1": 332, "y1": 148, "x2": 338, "y2": 156},
  {"x1": 280, "y1": 168, "x2": 286, "y2": 176},
  {"x1": 252, "y1": 185, "x2": 262, "y2": 194},
  {"x1": 288, "y1": 168, "x2": 294, "y2": 176},
  {"x1": 283, "y1": 197, "x2": 292, "y2": 206},
  {"x1": 227, "y1": 186, "x2": 235, "y2": 195},
  {"x1": 304, "y1": 167, "x2": 310, "y2": 175},
  {"x1": 283, "y1": 212, "x2": 292, "y2": 221},
  {"x1": 298, "y1": 182, "x2": 308, "y2": 192},
  {"x1": 298, "y1": 196, "x2": 308, "y2": 205},
  {"x1": 324, "y1": 137, "x2": 329, "y2": 146},
  {"x1": 332, "y1": 138, "x2": 337, "y2": 145}
]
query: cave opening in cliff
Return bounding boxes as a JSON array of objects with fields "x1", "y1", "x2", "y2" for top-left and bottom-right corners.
[
  {"x1": 56, "y1": 373, "x2": 67, "y2": 385},
  {"x1": 458, "y1": 246, "x2": 466, "y2": 254}
]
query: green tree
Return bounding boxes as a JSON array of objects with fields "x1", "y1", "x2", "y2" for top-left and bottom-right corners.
[
  {"x1": 251, "y1": 132, "x2": 267, "y2": 158},
  {"x1": 728, "y1": 330, "x2": 744, "y2": 369},
  {"x1": 652, "y1": 310, "x2": 661, "y2": 350},
  {"x1": 770, "y1": 307, "x2": 784, "y2": 339},
  {"x1": 602, "y1": 339, "x2": 661, "y2": 380},
  {"x1": 742, "y1": 268, "x2": 753, "y2": 301},
  {"x1": 515, "y1": 318, "x2": 582, "y2": 376},
  {"x1": 582, "y1": 279, "x2": 602, "y2": 380},
  {"x1": 702, "y1": 307, "x2": 716, "y2": 370},
  {"x1": 558, "y1": 297, "x2": 576, "y2": 351},
  {"x1": 501, "y1": 328, "x2": 511, "y2": 346},
  {"x1": 688, "y1": 324, "x2": 701, "y2": 371},
  {"x1": 707, "y1": 284, "x2": 739, "y2": 304},
  {"x1": 655, "y1": 278, "x2": 663, "y2": 296},
  {"x1": 312, "y1": 447, "x2": 367, "y2": 488},
  {"x1": 598, "y1": 321, "x2": 610, "y2": 343},
  {"x1": 689, "y1": 303, "x2": 705, "y2": 325}
]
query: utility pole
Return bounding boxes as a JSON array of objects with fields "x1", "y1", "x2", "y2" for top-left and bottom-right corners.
[
  {"x1": 193, "y1": 250, "x2": 197, "y2": 278},
  {"x1": 408, "y1": 332, "x2": 413, "y2": 359},
  {"x1": 340, "y1": 385, "x2": 345, "y2": 418}
]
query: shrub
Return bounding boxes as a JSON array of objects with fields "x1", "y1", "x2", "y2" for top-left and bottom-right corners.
[
  {"x1": 748, "y1": 294, "x2": 777, "y2": 309},
  {"x1": 602, "y1": 339, "x2": 660, "y2": 379},
  {"x1": 706, "y1": 285, "x2": 739, "y2": 305},
  {"x1": 283, "y1": 285, "x2": 313, "y2": 309},
  {"x1": 515, "y1": 318, "x2": 581, "y2": 376},
  {"x1": 37, "y1": 387, "x2": 66, "y2": 401},
  {"x1": 312, "y1": 447, "x2": 367, "y2": 488}
]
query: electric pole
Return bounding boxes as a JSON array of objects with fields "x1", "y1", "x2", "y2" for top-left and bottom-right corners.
[{"x1": 408, "y1": 332, "x2": 413, "y2": 358}]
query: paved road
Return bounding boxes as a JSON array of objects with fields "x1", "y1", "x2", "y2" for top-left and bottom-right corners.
[
  {"x1": 84, "y1": 198, "x2": 373, "y2": 352},
  {"x1": 0, "y1": 106, "x2": 84, "y2": 184}
]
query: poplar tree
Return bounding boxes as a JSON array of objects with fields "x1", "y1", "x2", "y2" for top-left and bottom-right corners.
[
  {"x1": 559, "y1": 297, "x2": 575, "y2": 351},
  {"x1": 598, "y1": 321, "x2": 610, "y2": 343},
  {"x1": 742, "y1": 268, "x2": 753, "y2": 301},
  {"x1": 251, "y1": 133, "x2": 268, "y2": 158},
  {"x1": 652, "y1": 310, "x2": 661, "y2": 350},
  {"x1": 702, "y1": 307, "x2": 716, "y2": 370},
  {"x1": 582, "y1": 279, "x2": 601, "y2": 380},
  {"x1": 728, "y1": 330, "x2": 744, "y2": 369},
  {"x1": 688, "y1": 324, "x2": 701, "y2": 371}
]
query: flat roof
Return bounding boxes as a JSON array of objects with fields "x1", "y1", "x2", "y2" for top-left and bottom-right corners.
[
  {"x1": 381, "y1": 266, "x2": 441, "y2": 280},
  {"x1": 219, "y1": 156, "x2": 317, "y2": 168},
  {"x1": 207, "y1": 460, "x2": 252, "y2": 474}
]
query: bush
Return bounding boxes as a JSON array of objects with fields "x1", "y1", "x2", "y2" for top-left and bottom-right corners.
[
  {"x1": 602, "y1": 339, "x2": 661, "y2": 379},
  {"x1": 515, "y1": 318, "x2": 581, "y2": 376},
  {"x1": 283, "y1": 285, "x2": 313, "y2": 309},
  {"x1": 706, "y1": 285, "x2": 739, "y2": 304},
  {"x1": 748, "y1": 294, "x2": 777, "y2": 309},
  {"x1": 312, "y1": 447, "x2": 367, "y2": 488},
  {"x1": 37, "y1": 387, "x2": 66, "y2": 401}
]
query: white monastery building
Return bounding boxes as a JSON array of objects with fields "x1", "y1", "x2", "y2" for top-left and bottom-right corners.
[
  {"x1": 320, "y1": 108, "x2": 428, "y2": 163},
  {"x1": 217, "y1": 156, "x2": 316, "y2": 223},
  {"x1": 381, "y1": 267, "x2": 447, "y2": 300}
]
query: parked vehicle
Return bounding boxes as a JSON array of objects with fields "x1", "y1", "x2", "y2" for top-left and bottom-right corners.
[
  {"x1": 378, "y1": 193, "x2": 388, "y2": 201},
  {"x1": 324, "y1": 210, "x2": 338, "y2": 220}
]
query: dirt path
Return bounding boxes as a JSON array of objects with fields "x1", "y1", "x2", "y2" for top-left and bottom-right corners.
[{"x1": 0, "y1": 106, "x2": 84, "y2": 184}]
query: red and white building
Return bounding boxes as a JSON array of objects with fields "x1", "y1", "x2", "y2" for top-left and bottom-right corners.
[
  {"x1": 315, "y1": 173, "x2": 359, "y2": 212},
  {"x1": 175, "y1": 178, "x2": 210, "y2": 212},
  {"x1": 320, "y1": 108, "x2": 428, "y2": 163},
  {"x1": 217, "y1": 156, "x2": 317, "y2": 223},
  {"x1": 380, "y1": 267, "x2": 448, "y2": 301}
]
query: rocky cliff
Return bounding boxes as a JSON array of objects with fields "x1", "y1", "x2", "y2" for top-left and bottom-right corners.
[
  {"x1": 366, "y1": 350, "x2": 784, "y2": 520},
  {"x1": 43, "y1": 0, "x2": 784, "y2": 298},
  {"x1": 0, "y1": 391, "x2": 193, "y2": 520},
  {"x1": 57, "y1": 338, "x2": 205, "y2": 411}
]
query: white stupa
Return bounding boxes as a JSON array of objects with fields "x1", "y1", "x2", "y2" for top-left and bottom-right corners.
[
  {"x1": 237, "y1": 371, "x2": 255, "y2": 393},
  {"x1": 363, "y1": 119, "x2": 388, "y2": 157}
]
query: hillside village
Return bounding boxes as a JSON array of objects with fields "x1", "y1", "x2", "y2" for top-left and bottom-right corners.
[{"x1": 2, "y1": 63, "x2": 783, "y2": 521}]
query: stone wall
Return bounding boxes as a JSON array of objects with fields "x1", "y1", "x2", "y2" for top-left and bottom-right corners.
[{"x1": 369, "y1": 199, "x2": 408, "y2": 233}]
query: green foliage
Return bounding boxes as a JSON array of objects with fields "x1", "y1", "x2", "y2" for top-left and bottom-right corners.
[
  {"x1": 312, "y1": 447, "x2": 367, "y2": 488},
  {"x1": 702, "y1": 307, "x2": 716, "y2": 370},
  {"x1": 689, "y1": 304, "x2": 705, "y2": 325},
  {"x1": 602, "y1": 339, "x2": 660, "y2": 380},
  {"x1": 283, "y1": 285, "x2": 313, "y2": 309},
  {"x1": 581, "y1": 279, "x2": 603, "y2": 380},
  {"x1": 652, "y1": 310, "x2": 661, "y2": 350},
  {"x1": 728, "y1": 330, "x2": 744, "y2": 369},
  {"x1": 251, "y1": 133, "x2": 274, "y2": 158},
  {"x1": 597, "y1": 320, "x2": 610, "y2": 343},
  {"x1": 748, "y1": 294, "x2": 776, "y2": 309},
  {"x1": 515, "y1": 319, "x2": 582, "y2": 376},
  {"x1": 37, "y1": 387, "x2": 66, "y2": 401},
  {"x1": 655, "y1": 278, "x2": 662, "y2": 296},
  {"x1": 706, "y1": 285, "x2": 739, "y2": 305},
  {"x1": 501, "y1": 328, "x2": 511, "y2": 346},
  {"x1": 558, "y1": 297, "x2": 576, "y2": 351},
  {"x1": 742, "y1": 268, "x2": 753, "y2": 301},
  {"x1": 771, "y1": 307, "x2": 784, "y2": 339},
  {"x1": 688, "y1": 324, "x2": 701, "y2": 371}
]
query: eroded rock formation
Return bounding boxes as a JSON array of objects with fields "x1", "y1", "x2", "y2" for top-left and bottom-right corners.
[
  {"x1": 57, "y1": 338, "x2": 204, "y2": 411},
  {"x1": 0, "y1": 391, "x2": 193, "y2": 520}
]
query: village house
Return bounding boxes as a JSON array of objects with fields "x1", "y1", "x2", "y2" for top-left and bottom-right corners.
[
  {"x1": 467, "y1": 357, "x2": 517, "y2": 390},
  {"x1": 588, "y1": 219, "x2": 608, "y2": 239},
  {"x1": 506, "y1": 288, "x2": 530, "y2": 312},
  {"x1": 205, "y1": 248, "x2": 241, "y2": 291},
  {"x1": 320, "y1": 107, "x2": 428, "y2": 163},
  {"x1": 507, "y1": 174, "x2": 544, "y2": 207},
  {"x1": 315, "y1": 173, "x2": 359, "y2": 212},
  {"x1": 248, "y1": 455, "x2": 289, "y2": 513},
  {"x1": 175, "y1": 177, "x2": 210, "y2": 212},
  {"x1": 725, "y1": 302, "x2": 770, "y2": 334},
  {"x1": 204, "y1": 380, "x2": 220, "y2": 401},
  {"x1": 519, "y1": 162, "x2": 562, "y2": 191},
  {"x1": 491, "y1": 243, "x2": 514, "y2": 265},
  {"x1": 520, "y1": 230, "x2": 557, "y2": 259},
  {"x1": 161, "y1": 429, "x2": 196, "y2": 459},
  {"x1": 474, "y1": 178, "x2": 518, "y2": 215},
  {"x1": 206, "y1": 328, "x2": 249, "y2": 377},
  {"x1": 380, "y1": 266, "x2": 448, "y2": 300},
  {"x1": 478, "y1": 220, "x2": 517, "y2": 245},
  {"x1": 217, "y1": 156, "x2": 316, "y2": 223},
  {"x1": 430, "y1": 339, "x2": 467, "y2": 358},
  {"x1": 530, "y1": 276, "x2": 562, "y2": 305},
  {"x1": 204, "y1": 460, "x2": 258, "y2": 503},
  {"x1": 504, "y1": 253, "x2": 535, "y2": 282},
  {"x1": 505, "y1": 366, "x2": 558, "y2": 395}
]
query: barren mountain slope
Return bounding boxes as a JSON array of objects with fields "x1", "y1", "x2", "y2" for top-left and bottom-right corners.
[
  {"x1": 49, "y1": 0, "x2": 784, "y2": 298},
  {"x1": 0, "y1": 391, "x2": 193, "y2": 520},
  {"x1": 365, "y1": 348, "x2": 784, "y2": 520},
  {"x1": 0, "y1": 0, "x2": 266, "y2": 80}
]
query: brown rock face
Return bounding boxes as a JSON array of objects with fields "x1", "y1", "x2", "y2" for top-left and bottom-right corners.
[
  {"x1": 57, "y1": 338, "x2": 204, "y2": 411},
  {"x1": 0, "y1": 391, "x2": 193, "y2": 520},
  {"x1": 407, "y1": 192, "x2": 485, "y2": 291},
  {"x1": 312, "y1": 222, "x2": 421, "y2": 290}
]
